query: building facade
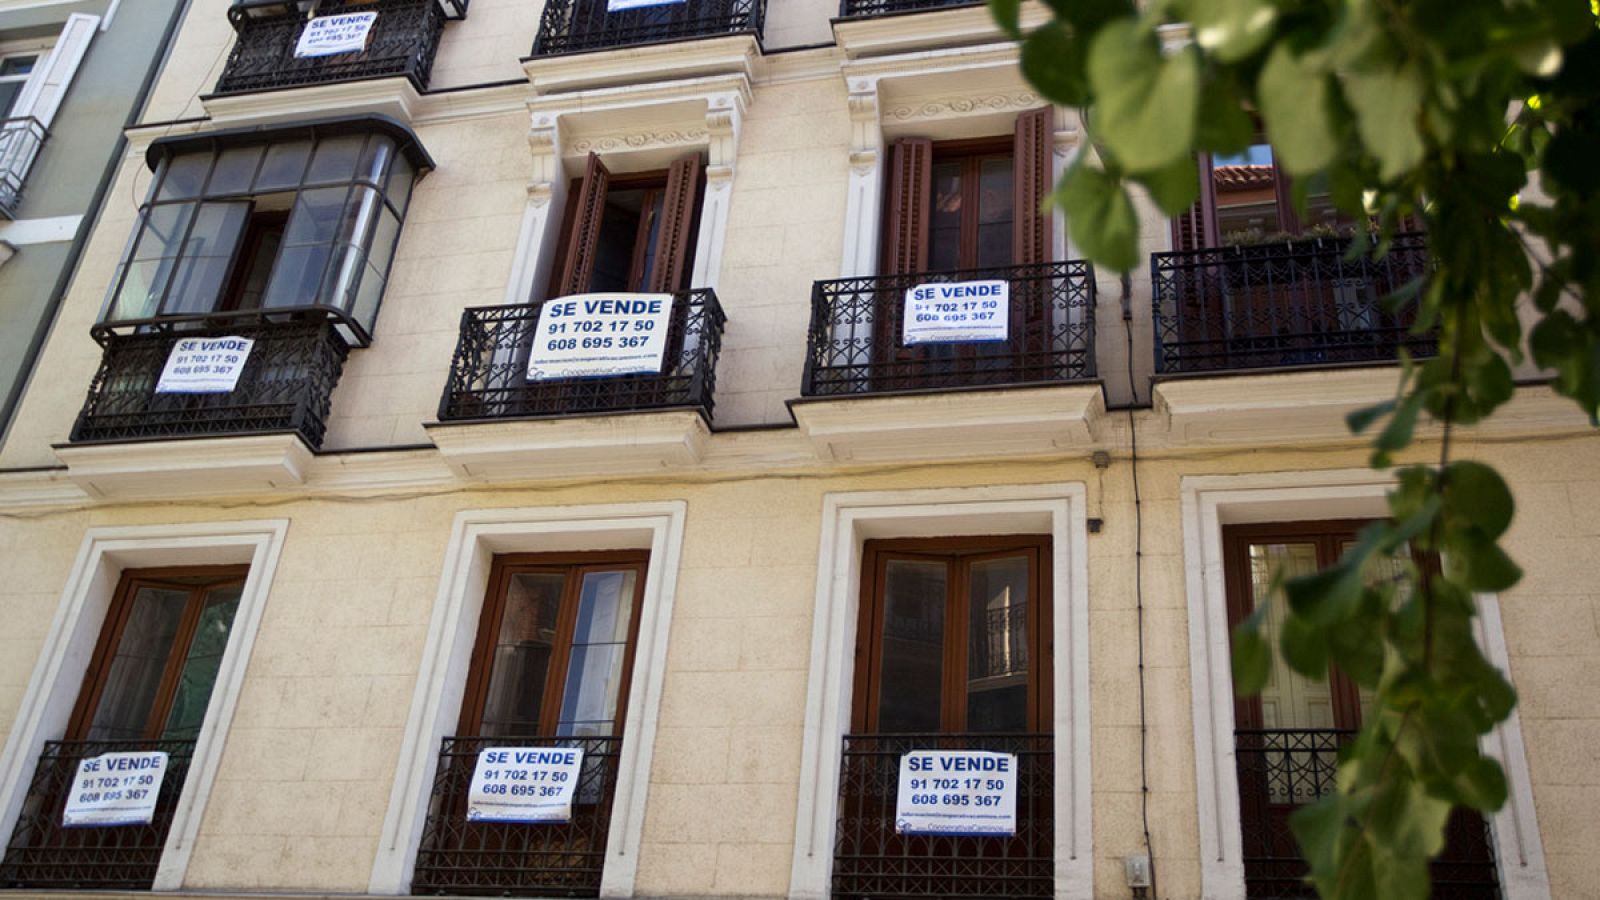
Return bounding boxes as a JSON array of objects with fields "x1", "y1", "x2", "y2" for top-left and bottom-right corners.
[
  {"x1": 0, "y1": 0, "x2": 191, "y2": 443},
  {"x1": 0, "y1": 1, "x2": 1594, "y2": 899}
]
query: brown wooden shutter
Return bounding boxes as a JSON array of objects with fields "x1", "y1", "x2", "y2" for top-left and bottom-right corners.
[
  {"x1": 555, "y1": 152, "x2": 611, "y2": 297},
  {"x1": 1013, "y1": 107, "x2": 1053, "y2": 265},
  {"x1": 1170, "y1": 154, "x2": 1217, "y2": 251},
  {"x1": 647, "y1": 153, "x2": 703, "y2": 294},
  {"x1": 882, "y1": 137, "x2": 932, "y2": 275}
]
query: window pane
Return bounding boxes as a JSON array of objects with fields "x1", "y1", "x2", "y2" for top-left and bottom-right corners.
[
  {"x1": 156, "y1": 154, "x2": 212, "y2": 201},
  {"x1": 929, "y1": 161, "x2": 962, "y2": 272},
  {"x1": 0, "y1": 55, "x2": 36, "y2": 76},
  {"x1": 161, "y1": 201, "x2": 251, "y2": 315},
  {"x1": 359, "y1": 135, "x2": 394, "y2": 185},
  {"x1": 133, "y1": 203, "x2": 196, "y2": 261},
  {"x1": 876, "y1": 559, "x2": 946, "y2": 733},
  {"x1": 1246, "y1": 542, "x2": 1331, "y2": 732},
  {"x1": 555, "y1": 569, "x2": 637, "y2": 736},
  {"x1": 161, "y1": 585, "x2": 243, "y2": 740},
  {"x1": 110, "y1": 203, "x2": 195, "y2": 320},
  {"x1": 261, "y1": 245, "x2": 331, "y2": 309},
  {"x1": 1211, "y1": 144, "x2": 1282, "y2": 242},
  {"x1": 282, "y1": 186, "x2": 347, "y2": 246},
  {"x1": 86, "y1": 586, "x2": 189, "y2": 741},
  {"x1": 208, "y1": 146, "x2": 264, "y2": 196},
  {"x1": 253, "y1": 140, "x2": 311, "y2": 192},
  {"x1": 0, "y1": 82, "x2": 24, "y2": 118},
  {"x1": 479, "y1": 573, "x2": 565, "y2": 737},
  {"x1": 590, "y1": 188, "x2": 649, "y2": 294},
  {"x1": 977, "y1": 157, "x2": 1014, "y2": 224},
  {"x1": 306, "y1": 135, "x2": 365, "y2": 185},
  {"x1": 965, "y1": 555, "x2": 1029, "y2": 733},
  {"x1": 385, "y1": 153, "x2": 415, "y2": 216}
]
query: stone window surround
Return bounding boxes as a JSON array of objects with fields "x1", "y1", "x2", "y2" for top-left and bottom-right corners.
[
  {"x1": 499, "y1": 74, "x2": 750, "y2": 311},
  {"x1": 1181, "y1": 469, "x2": 1552, "y2": 900},
  {"x1": 787, "y1": 483, "x2": 1094, "y2": 900},
  {"x1": 0, "y1": 519, "x2": 290, "y2": 890},
  {"x1": 367, "y1": 501, "x2": 689, "y2": 897}
]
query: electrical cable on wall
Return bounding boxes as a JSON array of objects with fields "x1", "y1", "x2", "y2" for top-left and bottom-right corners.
[{"x1": 1122, "y1": 272, "x2": 1159, "y2": 899}]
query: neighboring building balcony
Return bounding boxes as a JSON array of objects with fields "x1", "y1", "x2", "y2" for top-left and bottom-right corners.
[
  {"x1": 411, "y1": 734, "x2": 623, "y2": 896},
  {"x1": 0, "y1": 116, "x2": 47, "y2": 219},
  {"x1": 214, "y1": 0, "x2": 466, "y2": 96},
  {"x1": 70, "y1": 310, "x2": 351, "y2": 450},
  {"x1": 427, "y1": 289, "x2": 726, "y2": 481},
  {"x1": 530, "y1": 0, "x2": 765, "y2": 56},
  {"x1": 837, "y1": 0, "x2": 979, "y2": 18},
  {"x1": 0, "y1": 738, "x2": 196, "y2": 890},
  {"x1": 1152, "y1": 231, "x2": 1435, "y2": 376},
  {"x1": 832, "y1": 732, "x2": 1054, "y2": 899}
]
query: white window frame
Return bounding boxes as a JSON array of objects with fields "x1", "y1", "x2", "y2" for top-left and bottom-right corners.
[
  {"x1": 368, "y1": 501, "x2": 688, "y2": 897},
  {"x1": 787, "y1": 483, "x2": 1093, "y2": 900},
  {"x1": 1181, "y1": 469, "x2": 1552, "y2": 900},
  {"x1": 0, "y1": 519, "x2": 289, "y2": 890}
]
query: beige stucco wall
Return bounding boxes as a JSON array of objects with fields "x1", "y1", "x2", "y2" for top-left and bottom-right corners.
[{"x1": 2, "y1": 420, "x2": 1597, "y2": 897}]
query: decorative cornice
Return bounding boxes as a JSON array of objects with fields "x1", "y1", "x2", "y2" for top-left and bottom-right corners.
[
  {"x1": 568, "y1": 128, "x2": 711, "y2": 156},
  {"x1": 884, "y1": 90, "x2": 1040, "y2": 123}
]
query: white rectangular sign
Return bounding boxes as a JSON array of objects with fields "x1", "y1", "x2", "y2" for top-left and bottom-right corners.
[
  {"x1": 62, "y1": 751, "x2": 168, "y2": 827},
  {"x1": 467, "y1": 747, "x2": 585, "y2": 823},
  {"x1": 607, "y1": 0, "x2": 686, "y2": 10},
  {"x1": 294, "y1": 12, "x2": 377, "y2": 58},
  {"x1": 155, "y1": 336, "x2": 254, "y2": 394},
  {"x1": 902, "y1": 280, "x2": 1010, "y2": 345},
  {"x1": 527, "y1": 293, "x2": 673, "y2": 381},
  {"x1": 895, "y1": 750, "x2": 1017, "y2": 837}
]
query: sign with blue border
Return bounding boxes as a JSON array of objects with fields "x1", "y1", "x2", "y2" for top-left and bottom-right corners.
[
  {"x1": 466, "y1": 747, "x2": 585, "y2": 823},
  {"x1": 527, "y1": 293, "x2": 673, "y2": 381},
  {"x1": 894, "y1": 750, "x2": 1017, "y2": 836}
]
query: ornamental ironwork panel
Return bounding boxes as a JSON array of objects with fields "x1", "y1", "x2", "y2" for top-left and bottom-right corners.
[
  {"x1": 214, "y1": 0, "x2": 451, "y2": 95},
  {"x1": 70, "y1": 313, "x2": 351, "y2": 449},
  {"x1": 0, "y1": 739, "x2": 195, "y2": 890},
  {"x1": 1151, "y1": 232, "x2": 1435, "y2": 375},
  {"x1": 412, "y1": 735, "x2": 623, "y2": 897},
  {"x1": 1234, "y1": 728, "x2": 1500, "y2": 900},
  {"x1": 532, "y1": 0, "x2": 764, "y2": 56},
  {"x1": 838, "y1": 0, "x2": 980, "y2": 18},
  {"x1": 832, "y1": 733, "x2": 1054, "y2": 900},
  {"x1": 437, "y1": 289, "x2": 725, "y2": 422},
  {"x1": 0, "y1": 116, "x2": 47, "y2": 219},
  {"x1": 803, "y1": 261, "x2": 1096, "y2": 398}
]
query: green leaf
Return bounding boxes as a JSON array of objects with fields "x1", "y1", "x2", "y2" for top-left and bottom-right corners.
[
  {"x1": 1368, "y1": 778, "x2": 1451, "y2": 859},
  {"x1": 1342, "y1": 64, "x2": 1427, "y2": 182},
  {"x1": 1465, "y1": 352, "x2": 1516, "y2": 413},
  {"x1": 1451, "y1": 756, "x2": 1508, "y2": 812},
  {"x1": 1232, "y1": 605, "x2": 1271, "y2": 697},
  {"x1": 988, "y1": 0, "x2": 1023, "y2": 39},
  {"x1": 1189, "y1": 0, "x2": 1277, "y2": 62},
  {"x1": 1138, "y1": 154, "x2": 1200, "y2": 216},
  {"x1": 1087, "y1": 20, "x2": 1200, "y2": 172},
  {"x1": 1022, "y1": 23, "x2": 1090, "y2": 106},
  {"x1": 1368, "y1": 846, "x2": 1432, "y2": 900},
  {"x1": 1285, "y1": 563, "x2": 1362, "y2": 625},
  {"x1": 1347, "y1": 399, "x2": 1396, "y2": 434},
  {"x1": 1194, "y1": 74, "x2": 1254, "y2": 156},
  {"x1": 1450, "y1": 531, "x2": 1523, "y2": 592},
  {"x1": 1279, "y1": 611, "x2": 1329, "y2": 678},
  {"x1": 1445, "y1": 460, "x2": 1515, "y2": 538},
  {"x1": 1288, "y1": 795, "x2": 1348, "y2": 875},
  {"x1": 1259, "y1": 44, "x2": 1339, "y2": 175},
  {"x1": 1056, "y1": 161, "x2": 1140, "y2": 272}
]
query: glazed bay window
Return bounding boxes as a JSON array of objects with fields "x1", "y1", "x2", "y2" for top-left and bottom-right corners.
[
  {"x1": 0, "y1": 567, "x2": 247, "y2": 889},
  {"x1": 833, "y1": 536, "x2": 1055, "y2": 899},
  {"x1": 803, "y1": 109, "x2": 1096, "y2": 397},
  {"x1": 412, "y1": 553, "x2": 647, "y2": 896},
  {"x1": 73, "y1": 117, "x2": 431, "y2": 448},
  {"x1": 437, "y1": 152, "x2": 726, "y2": 423},
  {"x1": 1153, "y1": 142, "x2": 1434, "y2": 375}
]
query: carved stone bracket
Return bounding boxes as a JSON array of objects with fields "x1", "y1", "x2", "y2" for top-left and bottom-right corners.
[
  {"x1": 526, "y1": 112, "x2": 562, "y2": 208},
  {"x1": 846, "y1": 77, "x2": 882, "y2": 176}
]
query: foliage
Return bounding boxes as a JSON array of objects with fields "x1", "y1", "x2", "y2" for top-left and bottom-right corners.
[{"x1": 994, "y1": 0, "x2": 1600, "y2": 894}]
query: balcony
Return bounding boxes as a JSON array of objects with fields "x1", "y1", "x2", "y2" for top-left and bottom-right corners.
[
  {"x1": 0, "y1": 117, "x2": 46, "y2": 219},
  {"x1": 832, "y1": 733, "x2": 1053, "y2": 899},
  {"x1": 70, "y1": 311, "x2": 350, "y2": 450},
  {"x1": 412, "y1": 735, "x2": 623, "y2": 896},
  {"x1": 531, "y1": 0, "x2": 764, "y2": 56},
  {"x1": 837, "y1": 0, "x2": 979, "y2": 17},
  {"x1": 1234, "y1": 728, "x2": 1499, "y2": 899},
  {"x1": 0, "y1": 739, "x2": 195, "y2": 890},
  {"x1": 213, "y1": 0, "x2": 465, "y2": 96},
  {"x1": 1152, "y1": 232, "x2": 1435, "y2": 376}
]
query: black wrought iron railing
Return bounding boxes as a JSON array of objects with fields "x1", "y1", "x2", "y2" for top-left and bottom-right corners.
[
  {"x1": 215, "y1": 0, "x2": 462, "y2": 95},
  {"x1": 531, "y1": 0, "x2": 764, "y2": 56},
  {"x1": 412, "y1": 735, "x2": 624, "y2": 897},
  {"x1": 71, "y1": 311, "x2": 351, "y2": 449},
  {"x1": 0, "y1": 739, "x2": 196, "y2": 890},
  {"x1": 803, "y1": 261, "x2": 1096, "y2": 398},
  {"x1": 1235, "y1": 728, "x2": 1500, "y2": 900},
  {"x1": 833, "y1": 733, "x2": 1053, "y2": 899},
  {"x1": 0, "y1": 116, "x2": 46, "y2": 218},
  {"x1": 437, "y1": 289, "x2": 726, "y2": 423},
  {"x1": 838, "y1": 0, "x2": 980, "y2": 18},
  {"x1": 1152, "y1": 232, "x2": 1435, "y2": 375}
]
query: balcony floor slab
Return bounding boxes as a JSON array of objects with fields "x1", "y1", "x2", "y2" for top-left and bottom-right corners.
[
  {"x1": 53, "y1": 433, "x2": 313, "y2": 500},
  {"x1": 424, "y1": 409, "x2": 712, "y2": 482}
]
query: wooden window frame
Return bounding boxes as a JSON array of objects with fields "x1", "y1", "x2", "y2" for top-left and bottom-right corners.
[
  {"x1": 927, "y1": 136, "x2": 1014, "y2": 272},
  {"x1": 456, "y1": 550, "x2": 650, "y2": 738},
  {"x1": 547, "y1": 153, "x2": 703, "y2": 300},
  {"x1": 850, "y1": 535, "x2": 1053, "y2": 734},
  {"x1": 64, "y1": 565, "x2": 250, "y2": 742}
]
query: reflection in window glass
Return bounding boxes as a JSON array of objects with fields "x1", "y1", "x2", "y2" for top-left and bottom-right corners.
[
  {"x1": 876, "y1": 560, "x2": 947, "y2": 733},
  {"x1": 162, "y1": 586, "x2": 243, "y2": 740},
  {"x1": 480, "y1": 574, "x2": 563, "y2": 738},
  {"x1": 966, "y1": 556, "x2": 1029, "y2": 733},
  {"x1": 87, "y1": 587, "x2": 188, "y2": 741},
  {"x1": 1211, "y1": 143, "x2": 1281, "y2": 242},
  {"x1": 556, "y1": 570, "x2": 637, "y2": 737}
]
